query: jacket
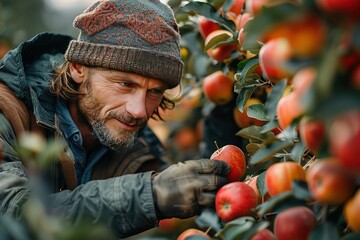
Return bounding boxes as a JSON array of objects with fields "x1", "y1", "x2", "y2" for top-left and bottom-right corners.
[{"x1": 0, "y1": 32, "x2": 169, "y2": 238}]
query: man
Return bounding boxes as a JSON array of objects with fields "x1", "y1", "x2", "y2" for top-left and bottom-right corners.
[{"x1": 0, "y1": 0, "x2": 230, "y2": 238}]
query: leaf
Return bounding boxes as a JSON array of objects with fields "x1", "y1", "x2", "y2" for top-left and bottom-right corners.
[
  {"x1": 181, "y1": 2, "x2": 236, "y2": 32},
  {"x1": 240, "y1": 221, "x2": 271, "y2": 240},
  {"x1": 204, "y1": 33, "x2": 237, "y2": 51},
  {"x1": 235, "y1": 85, "x2": 258, "y2": 112},
  {"x1": 309, "y1": 222, "x2": 340, "y2": 240},
  {"x1": 255, "y1": 191, "x2": 293, "y2": 217},
  {"x1": 246, "y1": 143, "x2": 264, "y2": 155},
  {"x1": 256, "y1": 171, "x2": 267, "y2": 198},
  {"x1": 341, "y1": 233, "x2": 360, "y2": 240},
  {"x1": 247, "y1": 103, "x2": 269, "y2": 121},
  {"x1": 264, "y1": 79, "x2": 287, "y2": 119},
  {"x1": 290, "y1": 141, "x2": 307, "y2": 162},
  {"x1": 292, "y1": 180, "x2": 313, "y2": 201},
  {"x1": 236, "y1": 125, "x2": 275, "y2": 143},
  {"x1": 216, "y1": 217, "x2": 256, "y2": 240},
  {"x1": 236, "y1": 58, "x2": 261, "y2": 84},
  {"x1": 249, "y1": 139, "x2": 294, "y2": 165},
  {"x1": 234, "y1": 77, "x2": 261, "y2": 95},
  {"x1": 195, "y1": 208, "x2": 222, "y2": 232},
  {"x1": 260, "y1": 119, "x2": 279, "y2": 134}
]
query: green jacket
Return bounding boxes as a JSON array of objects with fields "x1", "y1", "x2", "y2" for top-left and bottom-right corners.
[{"x1": 0, "y1": 32, "x2": 169, "y2": 238}]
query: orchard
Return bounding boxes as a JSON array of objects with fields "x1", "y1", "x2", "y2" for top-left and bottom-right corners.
[{"x1": 149, "y1": 0, "x2": 360, "y2": 239}]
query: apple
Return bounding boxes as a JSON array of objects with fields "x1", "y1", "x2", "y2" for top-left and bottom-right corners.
[
  {"x1": 225, "y1": 0, "x2": 246, "y2": 16},
  {"x1": 250, "y1": 228, "x2": 276, "y2": 240},
  {"x1": 202, "y1": 71, "x2": 235, "y2": 106},
  {"x1": 306, "y1": 158, "x2": 356, "y2": 205},
  {"x1": 198, "y1": 16, "x2": 221, "y2": 39},
  {"x1": 215, "y1": 181, "x2": 258, "y2": 222},
  {"x1": 244, "y1": 175, "x2": 271, "y2": 204},
  {"x1": 259, "y1": 38, "x2": 293, "y2": 84},
  {"x1": 265, "y1": 162, "x2": 306, "y2": 197},
  {"x1": 177, "y1": 228, "x2": 210, "y2": 240},
  {"x1": 233, "y1": 98, "x2": 266, "y2": 129},
  {"x1": 245, "y1": 0, "x2": 270, "y2": 16},
  {"x1": 262, "y1": 14, "x2": 326, "y2": 58},
  {"x1": 173, "y1": 127, "x2": 199, "y2": 150},
  {"x1": 299, "y1": 117, "x2": 326, "y2": 153},
  {"x1": 276, "y1": 93, "x2": 304, "y2": 130},
  {"x1": 316, "y1": 0, "x2": 360, "y2": 17},
  {"x1": 329, "y1": 109, "x2": 360, "y2": 173},
  {"x1": 274, "y1": 206, "x2": 317, "y2": 240},
  {"x1": 344, "y1": 189, "x2": 360, "y2": 234},
  {"x1": 205, "y1": 29, "x2": 238, "y2": 62},
  {"x1": 210, "y1": 144, "x2": 247, "y2": 182},
  {"x1": 291, "y1": 67, "x2": 316, "y2": 96}
]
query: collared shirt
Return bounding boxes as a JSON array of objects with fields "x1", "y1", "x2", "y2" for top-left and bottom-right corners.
[{"x1": 56, "y1": 99, "x2": 108, "y2": 184}]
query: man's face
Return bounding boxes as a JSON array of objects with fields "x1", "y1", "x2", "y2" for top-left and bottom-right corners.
[{"x1": 77, "y1": 67, "x2": 168, "y2": 151}]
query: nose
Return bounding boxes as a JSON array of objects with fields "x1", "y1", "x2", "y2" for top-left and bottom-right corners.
[{"x1": 125, "y1": 91, "x2": 147, "y2": 119}]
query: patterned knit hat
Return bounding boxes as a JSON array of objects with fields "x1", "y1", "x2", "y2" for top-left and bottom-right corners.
[{"x1": 65, "y1": 0, "x2": 183, "y2": 88}]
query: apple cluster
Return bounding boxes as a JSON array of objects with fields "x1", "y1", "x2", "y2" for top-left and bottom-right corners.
[{"x1": 168, "y1": 0, "x2": 360, "y2": 239}]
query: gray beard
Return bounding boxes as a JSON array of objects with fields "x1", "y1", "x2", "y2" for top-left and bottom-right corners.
[{"x1": 91, "y1": 121, "x2": 137, "y2": 151}]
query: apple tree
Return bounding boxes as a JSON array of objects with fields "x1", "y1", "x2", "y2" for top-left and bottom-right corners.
[{"x1": 168, "y1": 0, "x2": 360, "y2": 239}]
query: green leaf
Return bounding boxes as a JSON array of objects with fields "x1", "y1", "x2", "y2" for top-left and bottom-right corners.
[
  {"x1": 249, "y1": 139, "x2": 294, "y2": 165},
  {"x1": 204, "y1": 33, "x2": 237, "y2": 51},
  {"x1": 260, "y1": 119, "x2": 279, "y2": 134},
  {"x1": 247, "y1": 103, "x2": 269, "y2": 121},
  {"x1": 256, "y1": 171, "x2": 267, "y2": 198},
  {"x1": 235, "y1": 85, "x2": 258, "y2": 112},
  {"x1": 290, "y1": 141, "x2": 307, "y2": 162},
  {"x1": 309, "y1": 222, "x2": 340, "y2": 240},
  {"x1": 341, "y1": 233, "x2": 360, "y2": 240},
  {"x1": 236, "y1": 58, "x2": 261, "y2": 83},
  {"x1": 236, "y1": 125, "x2": 275, "y2": 143},
  {"x1": 255, "y1": 191, "x2": 293, "y2": 217},
  {"x1": 181, "y1": 2, "x2": 236, "y2": 32},
  {"x1": 240, "y1": 221, "x2": 271, "y2": 240},
  {"x1": 292, "y1": 180, "x2": 313, "y2": 201},
  {"x1": 234, "y1": 77, "x2": 261, "y2": 95},
  {"x1": 217, "y1": 217, "x2": 256, "y2": 240},
  {"x1": 195, "y1": 208, "x2": 222, "y2": 232},
  {"x1": 264, "y1": 79, "x2": 287, "y2": 119}
]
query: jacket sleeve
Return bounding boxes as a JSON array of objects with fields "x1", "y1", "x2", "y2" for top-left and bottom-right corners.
[
  {"x1": 0, "y1": 112, "x2": 159, "y2": 238},
  {"x1": 48, "y1": 172, "x2": 158, "y2": 238}
]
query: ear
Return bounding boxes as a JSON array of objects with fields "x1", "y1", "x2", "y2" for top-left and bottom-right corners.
[{"x1": 69, "y1": 62, "x2": 87, "y2": 84}]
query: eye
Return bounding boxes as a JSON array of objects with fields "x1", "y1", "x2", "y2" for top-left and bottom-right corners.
[
  {"x1": 148, "y1": 88, "x2": 164, "y2": 99},
  {"x1": 118, "y1": 82, "x2": 132, "y2": 88}
]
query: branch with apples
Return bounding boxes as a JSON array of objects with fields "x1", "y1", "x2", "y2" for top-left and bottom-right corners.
[{"x1": 161, "y1": 0, "x2": 360, "y2": 239}]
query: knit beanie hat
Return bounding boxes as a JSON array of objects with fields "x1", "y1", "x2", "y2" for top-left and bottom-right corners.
[{"x1": 65, "y1": 0, "x2": 183, "y2": 88}]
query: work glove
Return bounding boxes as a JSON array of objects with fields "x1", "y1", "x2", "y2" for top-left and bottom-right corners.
[{"x1": 152, "y1": 159, "x2": 230, "y2": 220}]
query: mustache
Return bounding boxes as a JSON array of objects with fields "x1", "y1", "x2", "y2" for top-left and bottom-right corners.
[{"x1": 106, "y1": 111, "x2": 148, "y2": 128}]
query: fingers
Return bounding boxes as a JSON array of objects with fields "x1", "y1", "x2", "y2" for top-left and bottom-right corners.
[{"x1": 196, "y1": 159, "x2": 230, "y2": 176}]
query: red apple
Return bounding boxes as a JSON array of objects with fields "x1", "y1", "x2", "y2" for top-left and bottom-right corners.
[
  {"x1": 262, "y1": 14, "x2": 327, "y2": 58},
  {"x1": 274, "y1": 206, "x2": 317, "y2": 240},
  {"x1": 344, "y1": 189, "x2": 360, "y2": 234},
  {"x1": 210, "y1": 144, "x2": 247, "y2": 182},
  {"x1": 215, "y1": 181, "x2": 258, "y2": 222},
  {"x1": 202, "y1": 71, "x2": 235, "y2": 106},
  {"x1": 265, "y1": 162, "x2": 306, "y2": 197},
  {"x1": 276, "y1": 93, "x2": 304, "y2": 130},
  {"x1": 250, "y1": 228, "x2": 276, "y2": 240},
  {"x1": 329, "y1": 109, "x2": 360, "y2": 173},
  {"x1": 299, "y1": 117, "x2": 326, "y2": 153},
  {"x1": 306, "y1": 158, "x2": 356, "y2": 205},
  {"x1": 198, "y1": 16, "x2": 221, "y2": 39},
  {"x1": 177, "y1": 228, "x2": 210, "y2": 240},
  {"x1": 205, "y1": 30, "x2": 238, "y2": 62},
  {"x1": 316, "y1": 0, "x2": 360, "y2": 17},
  {"x1": 259, "y1": 38, "x2": 293, "y2": 84}
]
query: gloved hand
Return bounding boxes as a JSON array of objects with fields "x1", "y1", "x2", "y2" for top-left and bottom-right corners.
[{"x1": 152, "y1": 159, "x2": 230, "y2": 220}]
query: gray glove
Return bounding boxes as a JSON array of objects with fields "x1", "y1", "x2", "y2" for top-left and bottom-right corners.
[{"x1": 152, "y1": 159, "x2": 230, "y2": 219}]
